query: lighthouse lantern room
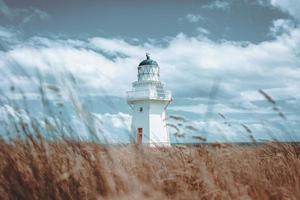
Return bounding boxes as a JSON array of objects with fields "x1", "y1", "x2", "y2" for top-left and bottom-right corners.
[{"x1": 127, "y1": 54, "x2": 172, "y2": 146}]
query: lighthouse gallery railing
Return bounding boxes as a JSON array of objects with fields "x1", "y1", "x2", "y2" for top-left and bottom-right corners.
[{"x1": 127, "y1": 89, "x2": 171, "y2": 101}]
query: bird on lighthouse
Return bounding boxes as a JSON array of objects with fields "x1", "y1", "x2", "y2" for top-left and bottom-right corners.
[{"x1": 127, "y1": 53, "x2": 172, "y2": 146}]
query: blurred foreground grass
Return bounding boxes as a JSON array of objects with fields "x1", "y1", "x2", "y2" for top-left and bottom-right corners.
[{"x1": 0, "y1": 137, "x2": 299, "y2": 199}]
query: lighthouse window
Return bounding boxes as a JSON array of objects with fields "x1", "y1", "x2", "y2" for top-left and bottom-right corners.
[{"x1": 139, "y1": 107, "x2": 143, "y2": 112}]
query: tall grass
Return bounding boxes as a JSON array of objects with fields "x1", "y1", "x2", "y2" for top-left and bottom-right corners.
[{"x1": 0, "y1": 137, "x2": 300, "y2": 199}]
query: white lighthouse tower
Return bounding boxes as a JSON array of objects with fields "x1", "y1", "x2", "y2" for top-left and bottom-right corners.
[{"x1": 127, "y1": 54, "x2": 172, "y2": 146}]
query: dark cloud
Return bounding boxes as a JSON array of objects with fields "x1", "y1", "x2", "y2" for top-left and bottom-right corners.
[{"x1": 0, "y1": 0, "x2": 49, "y2": 26}]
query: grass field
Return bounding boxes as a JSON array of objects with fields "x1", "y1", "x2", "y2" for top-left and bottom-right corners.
[{"x1": 1, "y1": 137, "x2": 299, "y2": 200}]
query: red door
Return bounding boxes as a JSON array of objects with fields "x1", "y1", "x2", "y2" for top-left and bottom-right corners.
[{"x1": 138, "y1": 128, "x2": 143, "y2": 144}]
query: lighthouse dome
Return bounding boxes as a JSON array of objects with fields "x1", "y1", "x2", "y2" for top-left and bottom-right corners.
[{"x1": 139, "y1": 54, "x2": 158, "y2": 66}]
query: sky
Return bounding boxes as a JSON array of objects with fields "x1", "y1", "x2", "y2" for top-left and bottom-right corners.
[{"x1": 0, "y1": 0, "x2": 300, "y2": 143}]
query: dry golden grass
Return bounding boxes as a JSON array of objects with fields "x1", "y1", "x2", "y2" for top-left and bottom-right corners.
[{"x1": 0, "y1": 137, "x2": 299, "y2": 200}]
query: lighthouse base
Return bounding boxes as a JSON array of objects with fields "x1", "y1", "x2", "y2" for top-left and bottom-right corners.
[{"x1": 130, "y1": 100, "x2": 171, "y2": 146}]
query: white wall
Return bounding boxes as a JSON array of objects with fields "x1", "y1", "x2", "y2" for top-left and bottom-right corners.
[
  {"x1": 131, "y1": 100, "x2": 170, "y2": 146},
  {"x1": 149, "y1": 102, "x2": 169, "y2": 145},
  {"x1": 131, "y1": 101, "x2": 150, "y2": 143}
]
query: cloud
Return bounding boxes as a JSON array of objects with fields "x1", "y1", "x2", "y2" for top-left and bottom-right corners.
[
  {"x1": 269, "y1": 19, "x2": 296, "y2": 37},
  {"x1": 95, "y1": 112, "x2": 131, "y2": 130},
  {"x1": 1, "y1": 35, "x2": 145, "y2": 102},
  {"x1": 2, "y1": 100, "x2": 298, "y2": 143},
  {"x1": 0, "y1": 103, "x2": 132, "y2": 142},
  {"x1": 203, "y1": 0, "x2": 231, "y2": 10},
  {"x1": 196, "y1": 27, "x2": 210, "y2": 35},
  {"x1": 22, "y1": 8, "x2": 50, "y2": 24},
  {"x1": 68, "y1": 112, "x2": 132, "y2": 143},
  {"x1": 184, "y1": 14, "x2": 205, "y2": 23},
  {"x1": 0, "y1": 26, "x2": 15, "y2": 38},
  {"x1": 1, "y1": 24, "x2": 300, "y2": 102},
  {"x1": 271, "y1": 0, "x2": 300, "y2": 21},
  {"x1": 261, "y1": 0, "x2": 300, "y2": 21},
  {"x1": 90, "y1": 37, "x2": 144, "y2": 57},
  {"x1": 168, "y1": 110, "x2": 299, "y2": 143}
]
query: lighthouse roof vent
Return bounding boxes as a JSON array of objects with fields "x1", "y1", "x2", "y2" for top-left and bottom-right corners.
[{"x1": 138, "y1": 53, "x2": 158, "y2": 66}]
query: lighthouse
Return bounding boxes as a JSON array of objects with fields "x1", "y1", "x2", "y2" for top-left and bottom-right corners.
[{"x1": 127, "y1": 54, "x2": 172, "y2": 146}]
